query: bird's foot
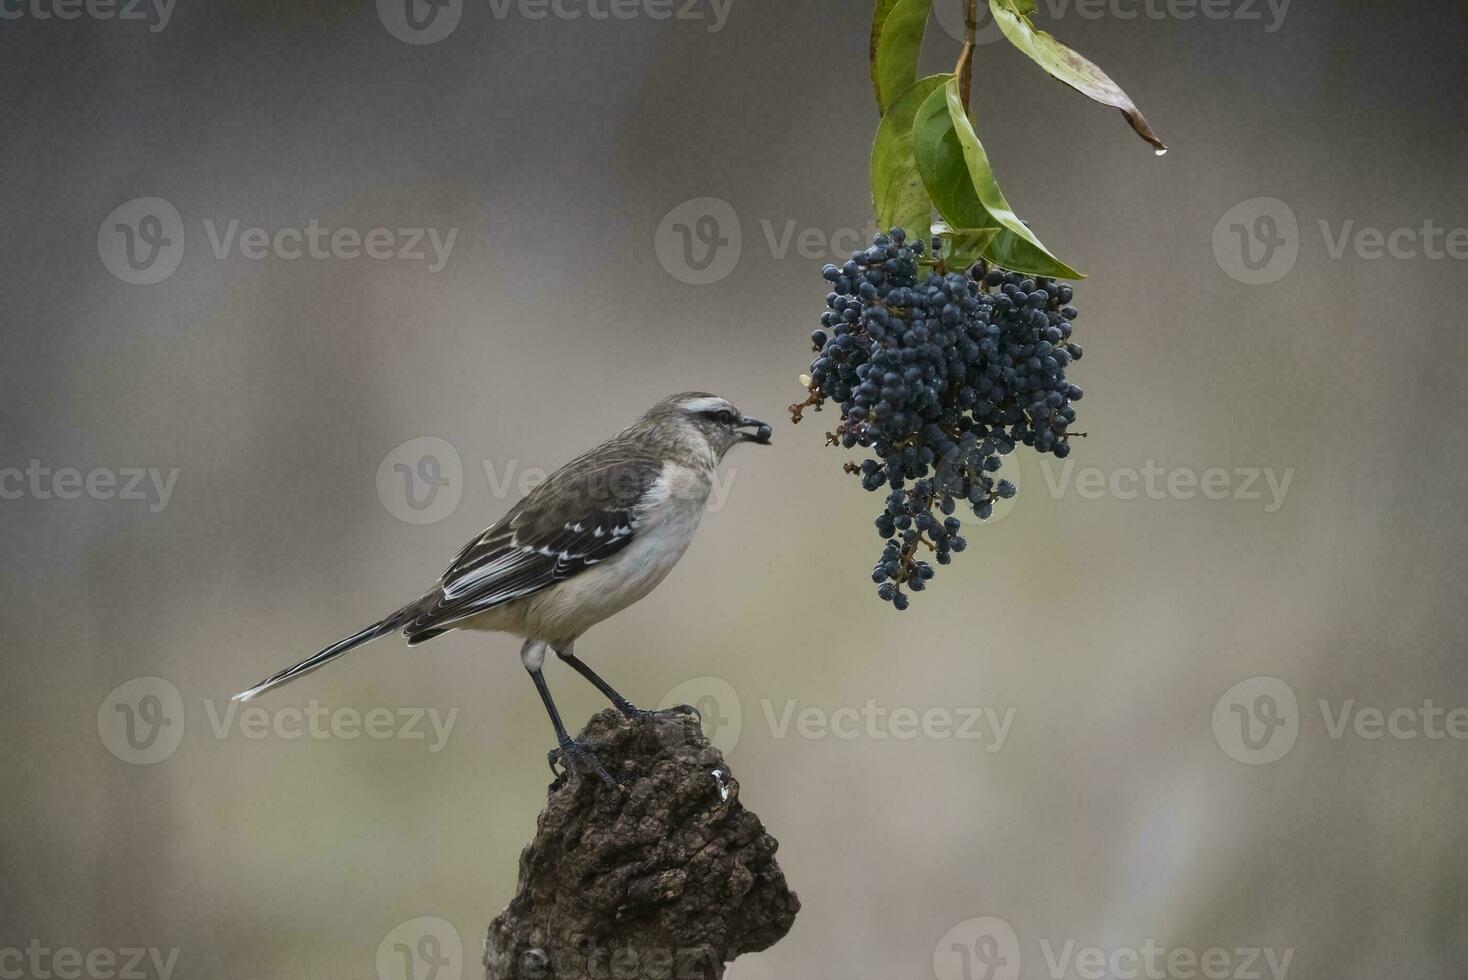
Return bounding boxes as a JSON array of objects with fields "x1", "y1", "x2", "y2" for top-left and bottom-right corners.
[
  {"x1": 613, "y1": 696, "x2": 656, "y2": 721},
  {"x1": 614, "y1": 699, "x2": 701, "y2": 724},
  {"x1": 664, "y1": 702, "x2": 703, "y2": 723},
  {"x1": 548, "y1": 736, "x2": 617, "y2": 788}
]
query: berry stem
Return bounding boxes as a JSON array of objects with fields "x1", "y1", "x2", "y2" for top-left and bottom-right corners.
[
  {"x1": 788, "y1": 390, "x2": 823, "y2": 424},
  {"x1": 956, "y1": 0, "x2": 979, "y2": 116}
]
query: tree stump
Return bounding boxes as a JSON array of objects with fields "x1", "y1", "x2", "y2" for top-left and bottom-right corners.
[{"x1": 483, "y1": 708, "x2": 800, "y2": 980}]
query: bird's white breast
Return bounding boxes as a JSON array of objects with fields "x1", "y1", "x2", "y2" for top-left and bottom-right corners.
[{"x1": 521, "y1": 461, "x2": 714, "y2": 644}]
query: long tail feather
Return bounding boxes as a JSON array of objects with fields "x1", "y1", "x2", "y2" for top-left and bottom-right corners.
[{"x1": 232, "y1": 618, "x2": 398, "y2": 702}]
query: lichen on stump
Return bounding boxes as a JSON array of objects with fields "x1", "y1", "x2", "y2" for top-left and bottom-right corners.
[{"x1": 483, "y1": 708, "x2": 800, "y2": 980}]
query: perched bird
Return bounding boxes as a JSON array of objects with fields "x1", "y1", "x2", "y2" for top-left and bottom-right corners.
[{"x1": 233, "y1": 392, "x2": 771, "y2": 783}]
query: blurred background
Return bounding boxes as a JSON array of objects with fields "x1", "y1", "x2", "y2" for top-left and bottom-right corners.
[{"x1": 3, "y1": 1, "x2": 1466, "y2": 977}]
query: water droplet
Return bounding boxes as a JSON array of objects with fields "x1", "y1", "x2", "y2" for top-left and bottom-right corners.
[{"x1": 1154, "y1": 147, "x2": 1169, "y2": 157}]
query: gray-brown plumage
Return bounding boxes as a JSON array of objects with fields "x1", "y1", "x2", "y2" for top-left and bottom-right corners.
[{"x1": 233, "y1": 392, "x2": 770, "y2": 783}]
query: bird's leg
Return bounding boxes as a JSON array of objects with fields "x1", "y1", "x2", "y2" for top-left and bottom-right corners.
[
  {"x1": 555, "y1": 646, "x2": 699, "y2": 723},
  {"x1": 555, "y1": 644, "x2": 646, "y2": 719},
  {"x1": 523, "y1": 640, "x2": 615, "y2": 788}
]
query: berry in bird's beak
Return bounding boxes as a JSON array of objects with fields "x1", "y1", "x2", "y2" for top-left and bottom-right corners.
[{"x1": 738, "y1": 417, "x2": 772, "y2": 444}]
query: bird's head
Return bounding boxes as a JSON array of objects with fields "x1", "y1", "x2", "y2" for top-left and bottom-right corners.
[{"x1": 641, "y1": 392, "x2": 772, "y2": 464}]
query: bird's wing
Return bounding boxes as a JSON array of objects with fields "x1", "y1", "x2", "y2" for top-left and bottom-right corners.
[{"x1": 399, "y1": 454, "x2": 664, "y2": 638}]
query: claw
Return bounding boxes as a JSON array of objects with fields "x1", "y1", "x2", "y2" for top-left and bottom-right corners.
[
  {"x1": 612, "y1": 697, "x2": 692, "y2": 724},
  {"x1": 549, "y1": 736, "x2": 617, "y2": 788},
  {"x1": 612, "y1": 697, "x2": 649, "y2": 721},
  {"x1": 624, "y1": 702, "x2": 701, "y2": 724}
]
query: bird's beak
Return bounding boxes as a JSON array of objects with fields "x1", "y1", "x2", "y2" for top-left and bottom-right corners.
[{"x1": 737, "y1": 416, "x2": 773, "y2": 445}]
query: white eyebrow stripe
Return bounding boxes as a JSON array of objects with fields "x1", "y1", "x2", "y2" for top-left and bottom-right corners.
[{"x1": 678, "y1": 396, "x2": 733, "y2": 414}]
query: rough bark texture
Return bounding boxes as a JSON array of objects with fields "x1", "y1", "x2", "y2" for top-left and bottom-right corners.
[{"x1": 483, "y1": 708, "x2": 800, "y2": 980}]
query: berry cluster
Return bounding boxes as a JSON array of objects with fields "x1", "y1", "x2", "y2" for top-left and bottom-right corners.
[{"x1": 793, "y1": 229, "x2": 1085, "y2": 609}]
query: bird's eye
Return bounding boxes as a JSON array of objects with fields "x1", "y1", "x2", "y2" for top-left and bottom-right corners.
[{"x1": 713, "y1": 410, "x2": 736, "y2": 425}]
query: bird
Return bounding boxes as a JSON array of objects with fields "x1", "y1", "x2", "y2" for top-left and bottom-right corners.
[{"x1": 233, "y1": 392, "x2": 771, "y2": 784}]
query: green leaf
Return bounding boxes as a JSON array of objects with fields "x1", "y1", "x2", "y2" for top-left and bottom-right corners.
[
  {"x1": 993, "y1": 0, "x2": 1036, "y2": 15},
  {"x1": 936, "y1": 225, "x2": 1002, "y2": 273},
  {"x1": 868, "y1": 0, "x2": 901, "y2": 107},
  {"x1": 871, "y1": 74, "x2": 951, "y2": 240},
  {"x1": 989, "y1": 0, "x2": 1166, "y2": 151},
  {"x1": 913, "y1": 77, "x2": 1082, "y2": 278},
  {"x1": 872, "y1": 0, "x2": 933, "y2": 115}
]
